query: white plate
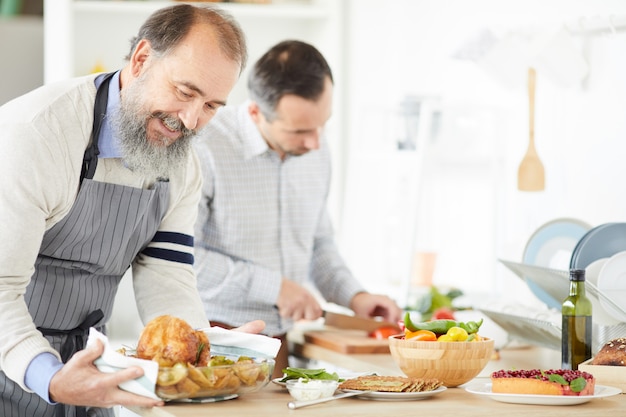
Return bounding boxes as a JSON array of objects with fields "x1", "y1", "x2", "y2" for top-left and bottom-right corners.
[
  {"x1": 341, "y1": 385, "x2": 447, "y2": 401},
  {"x1": 585, "y1": 257, "x2": 608, "y2": 286},
  {"x1": 597, "y1": 251, "x2": 626, "y2": 322},
  {"x1": 465, "y1": 383, "x2": 621, "y2": 405},
  {"x1": 523, "y1": 218, "x2": 591, "y2": 309},
  {"x1": 583, "y1": 258, "x2": 620, "y2": 325},
  {"x1": 272, "y1": 378, "x2": 287, "y2": 388}
]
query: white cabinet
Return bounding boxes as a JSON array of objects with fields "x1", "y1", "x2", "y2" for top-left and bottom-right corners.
[{"x1": 43, "y1": 1, "x2": 344, "y2": 106}]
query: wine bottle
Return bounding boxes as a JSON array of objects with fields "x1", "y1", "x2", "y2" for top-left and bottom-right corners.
[{"x1": 561, "y1": 269, "x2": 592, "y2": 370}]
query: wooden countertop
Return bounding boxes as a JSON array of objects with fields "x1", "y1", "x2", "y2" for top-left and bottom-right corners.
[
  {"x1": 125, "y1": 336, "x2": 624, "y2": 417},
  {"x1": 129, "y1": 379, "x2": 624, "y2": 417}
]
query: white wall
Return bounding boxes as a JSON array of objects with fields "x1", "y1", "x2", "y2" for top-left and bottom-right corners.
[
  {"x1": 11, "y1": 1, "x2": 626, "y2": 335},
  {"x1": 338, "y1": 0, "x2": 626, "y2": 309},
  {"x1": 0, "y1": 16, "x2": 43, "y2": 105}
]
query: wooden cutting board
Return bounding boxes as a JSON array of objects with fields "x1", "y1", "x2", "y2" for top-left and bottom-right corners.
[{"x1": 303, "y1": 329, "x2": 391, "y2": 354}]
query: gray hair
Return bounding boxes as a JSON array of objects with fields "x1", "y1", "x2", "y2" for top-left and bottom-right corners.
[{"x1": 125, "y1": 3, "x2": 247, "y2": 74}]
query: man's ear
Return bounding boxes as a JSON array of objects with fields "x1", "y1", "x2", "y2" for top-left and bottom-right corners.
[
  {"x1": 247, "y1": 101, "x2": 262, "y2": 124},
  {"x1": 129, "y1": 39, "x2": 151, "y2": 77}
]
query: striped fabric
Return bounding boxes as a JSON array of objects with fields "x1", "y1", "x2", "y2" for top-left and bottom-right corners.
[
  {"x1": 142, "y1": 231, "x2": 194, "y2": 265},
  {"x1": 1, "y1": 179, "x2": 169, "y2": 417}
]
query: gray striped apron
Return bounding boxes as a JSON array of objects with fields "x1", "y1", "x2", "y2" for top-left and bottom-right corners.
[{"x1": 0, "y1": 73, "x2": 170, "y2": 417}]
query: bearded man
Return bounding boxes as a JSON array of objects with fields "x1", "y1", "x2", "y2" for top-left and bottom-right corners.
[{"x1": 0, "y1": 4, "x2": 263, "y2": 417}]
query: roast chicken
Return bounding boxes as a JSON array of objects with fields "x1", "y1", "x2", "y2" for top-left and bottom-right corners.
[{"x1": 136, "y1": 315, "x2": 210, "y2": 367}]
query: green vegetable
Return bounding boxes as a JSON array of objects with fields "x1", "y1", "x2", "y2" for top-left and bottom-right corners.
[
  {"x1": 208, "y1": 355, "x2": 235, "y2": 366},
  {"x1": 403, "y1": 312, "x2": 483, "y2": 335},
  {"x1": 279, "y1": 367, "x2": 343, "y2": 383},
  {"x1": 411, "y1": 286, "x2": 467, "y2": 321},
  {"x1": 195, "y1": 342, "x2": 205, "y2": 366}
]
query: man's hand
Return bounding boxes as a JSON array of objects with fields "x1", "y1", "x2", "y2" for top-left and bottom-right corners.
[
  {"x1": 276, "y1": 279, "x2": 322, "y2": 321},
  {"x1": 350, "y1": 292, "x2": 403, "y2": 323},
  {"x1": 49, "y1": 340, "x2": 164, "y2": 409},
  {"x1": 233, "y1": 320, "x2": 266, "y2": 334}
]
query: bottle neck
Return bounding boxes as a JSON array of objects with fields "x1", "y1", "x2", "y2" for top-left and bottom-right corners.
[{"x1": 569, "y1": 279, "x2": 586, "y2": 296}]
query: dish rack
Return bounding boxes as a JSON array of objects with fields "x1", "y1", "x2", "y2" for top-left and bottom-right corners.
[
  {"x1": 491, "y1": 260, "x2": 626, "y2": 353},
  {"x1": 478, "y1": 308, "x2": 561, "y2": 351},
  {"x1": 479, "y1": 307, "x2": 626, "y2": 354}
]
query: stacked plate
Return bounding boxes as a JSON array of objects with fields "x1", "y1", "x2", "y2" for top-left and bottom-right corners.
[
  {"x1": 501, "y1": 219, "x2": 626, "y2": 324},
  {"x1": 521, "y1": 218, "x2": 591, "y2": 309},
  {"x1": 570, "y1": 223, "x2": 626, "y2": 270}
]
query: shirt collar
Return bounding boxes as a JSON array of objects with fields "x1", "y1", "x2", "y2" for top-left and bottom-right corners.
[
  {"x1": 94, "y1": 71, "x2": 122, "y2": 158},
  {"x1": 238, "y1": 102, "x2": 272, "y2": 160}
]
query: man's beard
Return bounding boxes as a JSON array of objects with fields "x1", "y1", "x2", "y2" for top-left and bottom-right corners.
[{"x1": 111, "y1": 79, "x2": 197, "y2": 179}]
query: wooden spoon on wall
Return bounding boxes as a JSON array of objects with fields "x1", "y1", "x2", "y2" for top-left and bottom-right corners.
[{"x1": 517, "y1": 67, "x2": 545, "y2": 191}]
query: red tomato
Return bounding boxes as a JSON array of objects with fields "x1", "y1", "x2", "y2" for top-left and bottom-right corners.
[
  {"x1": 369, "y1": 326, "x2": 400, "y2": 340},
  {"x1": 432, "y1": 307, "x2": 456, "y2": 320},
  {"x1": 397, "y1": 320, "x2": 406, "y2": 332}
]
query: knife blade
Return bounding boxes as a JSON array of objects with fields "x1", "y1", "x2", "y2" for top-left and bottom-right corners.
[{"x1": 322, "y1": 310, "x2": 400, "y2": 333}]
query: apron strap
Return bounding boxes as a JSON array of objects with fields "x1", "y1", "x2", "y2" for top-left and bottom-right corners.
[
  {"x1": 38, "y1": 309, "x2": 104, "y2": 417},
  {"x1": 81, "y1": 72, "x2": 115, "y2": 184},
  {"x1": 38, "y1": 309, "x2": 105, "y2": 363}
]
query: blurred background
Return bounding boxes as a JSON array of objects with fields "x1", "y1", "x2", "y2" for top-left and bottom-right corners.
[{"x1": 3, "y1": 0, "x2": 626, "y2": 341}]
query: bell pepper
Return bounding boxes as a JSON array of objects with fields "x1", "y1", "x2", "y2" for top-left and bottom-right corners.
[{"x1": 403, "y1": 312, "x2": 483, "y2": 335}]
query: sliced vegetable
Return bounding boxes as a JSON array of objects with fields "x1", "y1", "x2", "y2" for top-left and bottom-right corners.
[{"x1": 369, "y1": 326, "x2": 400, "y2": 340}]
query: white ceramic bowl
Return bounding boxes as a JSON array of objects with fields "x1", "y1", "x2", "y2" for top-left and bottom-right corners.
[{"x1": 285, "y1": 379, "x2": 339, "y2": 401}]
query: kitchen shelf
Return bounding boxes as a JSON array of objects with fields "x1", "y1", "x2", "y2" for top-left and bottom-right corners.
[
  {"x1": 43, "y1": 0, "x2": 344, "y2": 107},
  {"x1": 44, "y1": 0, "x2": 339, "y2": 85},
  {"x1": 73, "y1": 1, "x2": 330, "y2": 19}
]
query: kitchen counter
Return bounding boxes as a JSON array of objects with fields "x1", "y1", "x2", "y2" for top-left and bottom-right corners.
[
  {"x1": 126, "y1": 336, "x2": 624, "y2": 417},
  {"x1": 129, "y1": 378, "x2": 623, "y2": 417}
]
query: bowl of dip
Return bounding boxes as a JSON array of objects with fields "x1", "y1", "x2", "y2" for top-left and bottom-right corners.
[{"x1": 285, "y1": 379, "x2": 339, "y2": 401}]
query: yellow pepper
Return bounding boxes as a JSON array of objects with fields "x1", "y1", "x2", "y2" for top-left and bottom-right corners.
[
  {"x1": 445, "y1": 326, "x2": 469, "y2": 341},
  {"x1": 437, "y1": 334, "x2": 454, "y2": 342}
]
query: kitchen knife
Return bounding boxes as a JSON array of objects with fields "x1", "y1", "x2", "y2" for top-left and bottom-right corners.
[{"x1": 322, "y1": 310, "x2": 400, "y2": 333}]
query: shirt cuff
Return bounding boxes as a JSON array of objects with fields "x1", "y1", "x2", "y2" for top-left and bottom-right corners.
[{"x1": 24, "y1": 352, "x2": 63, "y2": 404}]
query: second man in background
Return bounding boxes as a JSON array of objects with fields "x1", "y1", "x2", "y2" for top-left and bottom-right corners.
[{"x1": 193, "y1": 40, "x2": 402, "y2": 377}]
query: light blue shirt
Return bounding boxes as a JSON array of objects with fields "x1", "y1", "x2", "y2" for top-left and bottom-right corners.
[
  {"x1": 193, "y1": 103, "x2": 365, "y2": 336},
  {"x1": 24, "y1": 70, "x2": 122, "y2": 403}
]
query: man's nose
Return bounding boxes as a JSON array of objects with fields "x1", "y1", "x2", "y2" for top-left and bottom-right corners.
[
  {"x1": 178, "y1": 104, "x2": 204, "y2": 131},
  {"x1": 304, "y1": 128, "x2": 322, "y2": 150}
]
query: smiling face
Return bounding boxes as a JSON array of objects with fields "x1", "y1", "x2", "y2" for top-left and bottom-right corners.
[
  {"x1": 250, "y1": 77, "x2": 333, "y2": 160},
  {"x1": 115, "y1": 22, "x2": 241, "y2": 177}
]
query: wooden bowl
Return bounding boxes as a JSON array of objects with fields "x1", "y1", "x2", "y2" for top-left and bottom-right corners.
[{"x1": 388, "y1": 335, "x2": 495, "y2": 387}]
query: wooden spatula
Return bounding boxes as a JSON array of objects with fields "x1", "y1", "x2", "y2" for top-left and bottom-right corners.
[{"x1": 517, "y1": 67, "x2": 545, "y2": 191}]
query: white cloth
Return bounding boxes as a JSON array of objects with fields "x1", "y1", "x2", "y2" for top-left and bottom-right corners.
[
  {"x1": 87, "y1": 328, "x2": 160, "y2": 401},
  {"x1": 201, "y1": 326, "x2": 281, "y2": 358}
]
